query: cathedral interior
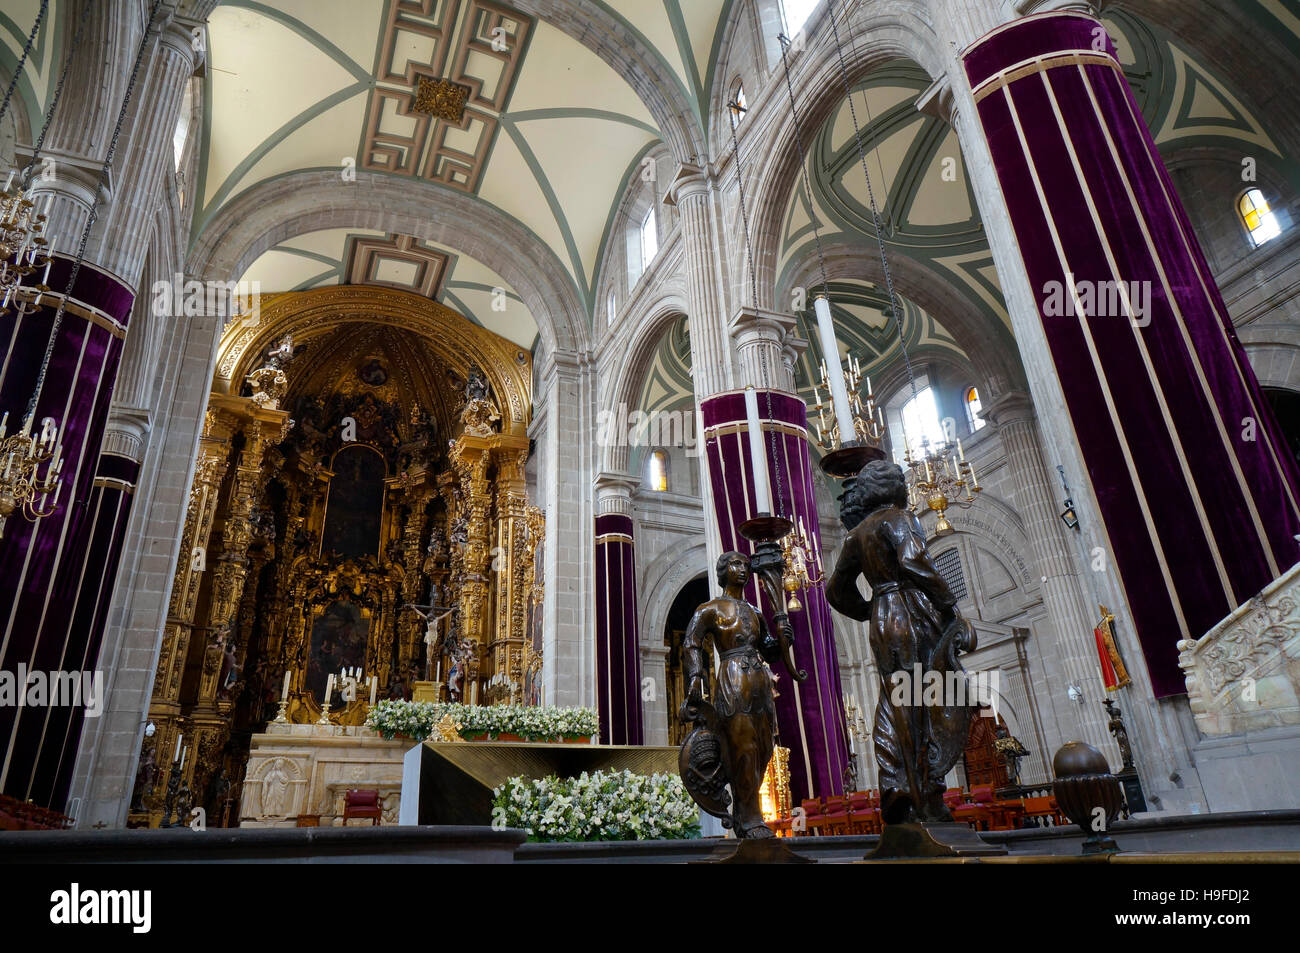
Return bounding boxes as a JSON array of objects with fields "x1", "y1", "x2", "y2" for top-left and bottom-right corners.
[{"x1": 1, "y1": 0, "x2": 1300, "y2": 876}]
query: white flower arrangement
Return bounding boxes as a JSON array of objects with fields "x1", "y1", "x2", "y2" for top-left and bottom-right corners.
[
  {"x1": 492, "y1": 770, "x2": 701, "y2": 842},
  {"x1": 365, "y1": 700, "x2": 598, "y2": 743}
]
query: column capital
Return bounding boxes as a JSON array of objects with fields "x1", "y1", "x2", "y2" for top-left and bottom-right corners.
[
  {"x1": 103, "y1": 406, "x2": 153, "y2": 464},
  {"x1": 917, "y1": 74, "x2": 959, "y2": 125},
  {"x1": 665, "y1": 163, "x2": 710, "y2": 207},
  {"x1": 729, "y1": 305, "x2": 806, "y2": 392},
  {"x1": 979, "y1": 390, "x2": 1037, "y2": 430},
  {"x1": 595, "y1": 471, "x2": 638, "y2": 515}
]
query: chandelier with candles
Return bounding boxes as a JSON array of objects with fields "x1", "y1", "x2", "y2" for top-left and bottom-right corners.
[
  {"x1": 900, "y1": 431, "x2": 980, "y2": 537},
  {"x1": 779, "y1": 1, "x2": 982, "y2": 533}
]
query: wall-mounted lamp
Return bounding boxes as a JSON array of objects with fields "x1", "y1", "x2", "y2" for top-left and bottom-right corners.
[{"x1": 1060, "y1": 498, "x2": 1080, "y2": 531}]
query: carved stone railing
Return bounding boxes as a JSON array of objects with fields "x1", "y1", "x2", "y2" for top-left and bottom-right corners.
[{"x1": 1178, "y1": 562, "x2": 1300, "y2": 736}]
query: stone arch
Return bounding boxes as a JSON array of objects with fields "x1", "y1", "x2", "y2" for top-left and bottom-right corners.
[
  {"x1": 599, "y1": 294, "x2": 692, "y2": 473},
  {"x1": 214, "y1": 285, "x2": 534, "y2": 436},
  {"x1": 185, "y1": 170, "x2": 591, "y2": 357},
  {"x1": 781, "y1": 240, "x2": 1028, "y2": 399},
  {"x1": 739, "y1": 6, "x2": 950, "y2": 308},
  {"x1": 639, "y1": 541, "x2": 710, "y2": 653}
]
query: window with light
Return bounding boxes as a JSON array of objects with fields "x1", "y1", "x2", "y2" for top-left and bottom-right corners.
[
  {"x1": 648, "y1": 450, "x2": 669, "y2": 492},
  {"x1": 780, "y1": 0, "x2": 821, "y2": 37},
  {"x1": 1240, "y1": 188, "x2": 1282, "y2": 247},
  {"x1": 897, "y1": 386, "x2": 946, "y2": 462},
  {"x1": 640, "y1": 207, "x2": 658, "y2": 273},
  {"x1": 729, "y1": 82, "x2": 747, "y2": 125},
  {"x1": 965, "y1": 387, "x2": 985, "y2": 433}
]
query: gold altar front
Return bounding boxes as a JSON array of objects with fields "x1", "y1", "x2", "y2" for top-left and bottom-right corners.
[{"x1": 131, "y1": 286, "x2": 544, "y2": 829}]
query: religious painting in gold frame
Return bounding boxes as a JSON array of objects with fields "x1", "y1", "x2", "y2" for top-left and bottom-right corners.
[{"x1": 306, "y1": 600, "x2": 373, "y2": 704}]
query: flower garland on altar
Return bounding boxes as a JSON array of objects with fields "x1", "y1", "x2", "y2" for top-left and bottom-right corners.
[
  {"x1": 365, "y1": 700, "x2": 598, "y2": 743},
  {"x1": 493, "y1": 770, "x2": 701, "y2": 842}
]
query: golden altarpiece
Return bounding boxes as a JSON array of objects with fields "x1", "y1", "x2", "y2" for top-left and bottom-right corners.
[{"x1": 129, "y1": 287, "x2": 543, "y2": 828}]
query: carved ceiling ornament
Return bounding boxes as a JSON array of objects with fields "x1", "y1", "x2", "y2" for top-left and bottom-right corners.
[{"x1": 214, "y1": 286, "x2": 531, "y2": 435}]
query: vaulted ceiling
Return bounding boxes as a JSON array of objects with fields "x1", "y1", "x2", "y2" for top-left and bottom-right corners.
[{"x1": 193, "y1": 0, "x2": 733, "y2": 347}]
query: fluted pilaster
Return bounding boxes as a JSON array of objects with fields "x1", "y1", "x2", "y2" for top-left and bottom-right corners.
[
  {"x1": 983, "y1": 392, "x2": 1113, "y2": 755},
  {"x1": 668, "y1": 164, "x2": 735, "y2": 399}
]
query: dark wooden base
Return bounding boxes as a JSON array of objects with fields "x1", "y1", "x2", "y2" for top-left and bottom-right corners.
[
  {"x1": 865, "y1": 822, "x2": 1009, "y2": 859},
  {"x1": 819, "y1": 442, "x2": 885, "y2": 478},
  {"x1": 738, "y1": 516, "x2": 793, "y2": 542},
  {"x1": 697, "y1": 837, "x2": 816, "y2": 864}
]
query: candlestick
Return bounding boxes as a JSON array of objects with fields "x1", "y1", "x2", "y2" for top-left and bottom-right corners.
[
  {"x1": 814, "y1": 296, "x2": 856, "y2": 445},
  {"x1": 744, "y1": 386, "x2": 773, "y2": 515}
]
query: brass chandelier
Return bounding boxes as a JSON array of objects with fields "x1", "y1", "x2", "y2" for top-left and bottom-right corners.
[{"x1": 900, "y1": 432, "x2": 980, "y2": 537}]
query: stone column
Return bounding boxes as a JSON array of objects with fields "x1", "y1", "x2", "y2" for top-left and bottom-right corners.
[
  {"x1": 981, "y1": 392, "x2": 1113, "y2": 756},
  {"x1": 534, "y1": 348, "x2": 595, "y2": 710},
  {"x1": 697, "y1": 306, "x2": 852, "y2": 804},
  {"x1": 594, "y1": 473, "x2": 643, "y2": 745},
  {"x1": 0, "y1": 4, "x2": 199, "y2": 811},
  {"x1": 666, "y1": 165, "x2": 736, "y2": 399},
  {"x1": 962, "y1": 11, "x2": 1300, "y2": 696}
]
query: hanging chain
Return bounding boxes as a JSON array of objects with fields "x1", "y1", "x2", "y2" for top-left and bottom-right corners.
[
  {"x1": 21, "y1": 0, "x2": 93, "y2": 187},
  {"x1": 727, "y1": 102, "x2": 760, "y2": 311},
  {"x1": 24, "y1": 0, "x2": 166, "y2": 425},
  {"x1": 0, "y1": 0, "x2": 48, "y2": 132},
  {"x1": 828, "y1": 0, "x2": 919, "y2": 399},
  {"x1": 728, "y1": 75, "x2": 787, "y2": 521},
  {"x1": 777, "y1": 33, "x2": 832, "y2": 303}
]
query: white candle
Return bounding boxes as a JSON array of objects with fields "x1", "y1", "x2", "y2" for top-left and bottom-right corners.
[
  {"x1": 814, "y1": 296, "x2": 856, "y2": 444},
  {"x1": 0, "y1": 412, "x2": 8, "y2": 438},
  {"x1": 3, "y1": 170, "x2": 13, "y2": 192},
  {"x1": 281, "y1": 669, "x2": 291, "y2": 700},
  {"x1": 369, "y1": 676, "x2": 377, "y2": 706},
  {"x1": 744, "y1": 386, "x2": 773, "y2": 516},
  {"x1": 324, "y1": 673, "x2": 334, "y2": 704},
  {"x1": 173, "y1": 733, "x2": 182, "y2": 762},
  {"x1": 179, "y1": 746, "x2": 187, "y2": 772}
]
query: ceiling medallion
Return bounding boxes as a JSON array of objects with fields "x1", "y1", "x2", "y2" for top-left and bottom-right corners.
[{"x1": 412, "y1": 77, "x2": 470, "y2": 122}]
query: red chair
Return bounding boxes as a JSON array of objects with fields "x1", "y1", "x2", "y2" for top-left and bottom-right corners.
[
  {"x1": 820, "y1": 795, "x2": 851, "y2": 835},
  {"x1": 342, "y1": 789, "x2": 383, "y2": 826},
  {"x1": 942, "y1": 787, "x2": 965, "y2": 810}
]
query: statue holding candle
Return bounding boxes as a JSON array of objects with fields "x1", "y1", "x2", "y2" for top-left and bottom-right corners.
[
  {"x1": 678, "y1": 551, "x2": 802, "y2": 840},
  {"x1": 826, "y1": 459, "x2": 980, "y2": 826}
]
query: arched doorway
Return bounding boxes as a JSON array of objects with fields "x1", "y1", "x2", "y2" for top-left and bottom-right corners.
[
  {"x1": 662, "y1": 575, "x2": 710, "y2": 747},
  {"x1": 1264, "y1": 387, "x2": 1300, "y2": 467}
]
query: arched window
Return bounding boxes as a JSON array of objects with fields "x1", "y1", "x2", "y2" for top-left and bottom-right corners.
[
  {"x1": 896, "y1": 385, "x2": 946, "y2": 463},
  {"x1": 640, "y1": 207, "x2": 658, "y2": 273},
  {"x1": 728, "y1": 81, "x2": 748, "y2": 125},
  {"x1": 606, "y1": 289, "x2": 616, "y2": 326},
  {"x1": 1240, "y1": 188, "x2": 1282, "y2": 247},
  {"x1": 965, "y1": 386, "x2": 985, "y2": 433},
  {"x1": 647, "y1": 449, "x2": 669, "y2": 492},
  {"x1": 780, "y1": 0, "x2": 821, "y2": 37}
]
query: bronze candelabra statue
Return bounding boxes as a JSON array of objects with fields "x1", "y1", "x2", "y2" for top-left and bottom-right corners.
[
  {"x1": 678, "y1": 551, "x2": 811, "y2": 862},
  {"x1": 827, "y1": 459, "x2": 1003, "y2": 857}
]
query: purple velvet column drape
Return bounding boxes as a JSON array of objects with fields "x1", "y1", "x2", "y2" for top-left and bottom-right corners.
[
  {"x1": 701, "y1": 389, "x2": 850, "y2": 803},
  {"x1": 963, "y1": 12, "x2": 1300, "y2": 696},
  {"x1": 594, "y1": 513, "x2": 644, "y2": 745},
  {"x1": 0, "y1": 257, "x2": 135, "y2": 807}
]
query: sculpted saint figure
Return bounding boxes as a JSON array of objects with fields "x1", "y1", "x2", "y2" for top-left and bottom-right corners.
[
  {"x1": 679, "y1": 551, "x2": 786, "y2": 839},
  {"x1": 827, "y1": 460, "x2": 979, "y2": 825}
]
